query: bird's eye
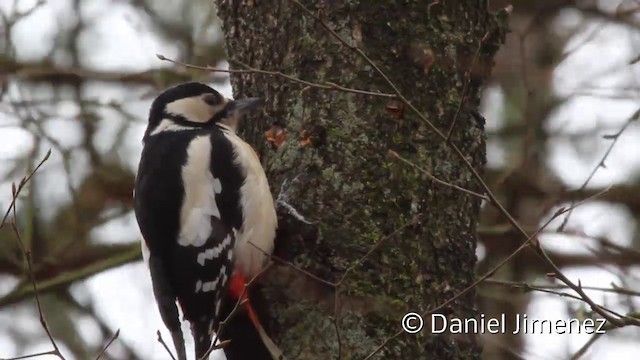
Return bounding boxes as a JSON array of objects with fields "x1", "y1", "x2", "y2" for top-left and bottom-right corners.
[{"x1": 203, "y1": 93, "x2": 221, "y2": 106}]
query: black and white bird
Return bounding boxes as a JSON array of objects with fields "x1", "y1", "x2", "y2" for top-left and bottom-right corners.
[{"x1": 133, "y1": 82, "x2": 279, "y2": 360}]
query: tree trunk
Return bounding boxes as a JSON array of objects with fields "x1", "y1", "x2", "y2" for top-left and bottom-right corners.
[{"x1": 215, "y1": 1, "x2": 505, "y2": 358}]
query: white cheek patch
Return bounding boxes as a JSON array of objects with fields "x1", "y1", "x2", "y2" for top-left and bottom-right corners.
[
  {"x1": 178, "y1": 136, "x2": 220, "y2": 247},
  {"x1": 165, "y1": 96, "x2": 219, "y2": 124}
]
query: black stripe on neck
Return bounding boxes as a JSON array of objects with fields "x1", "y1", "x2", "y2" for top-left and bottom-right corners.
[{"x1": 166, "y1": 113, "x2": 208, "y2": 128}]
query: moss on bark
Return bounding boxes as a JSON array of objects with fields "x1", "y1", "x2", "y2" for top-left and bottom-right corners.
[{"x1": 215, "y1": 1, "x2": 505, "y2": 358}]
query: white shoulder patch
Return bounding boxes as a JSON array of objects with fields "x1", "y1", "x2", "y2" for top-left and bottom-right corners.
[{"x1": 178, "y1": 135, "x2": 221, "y2": 247}]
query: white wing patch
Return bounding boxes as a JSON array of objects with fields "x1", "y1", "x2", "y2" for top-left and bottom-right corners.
[
  {"x1": 178, "y1": 136, "x2": 221, "y2": 247},
  {"x1": 221, "y1": 129, "x2": 277, "y2": 277},
  {"x1": 197, "y1": 234, "x2": 233, "y2": 265},
  {"x1": 195, "y1": 266, "x2": 228, "y2": 293}
]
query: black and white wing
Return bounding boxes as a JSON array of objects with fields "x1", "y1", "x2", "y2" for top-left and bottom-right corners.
[{"x1": 134, "y1": 130, "x2": 242, "y2": 359}]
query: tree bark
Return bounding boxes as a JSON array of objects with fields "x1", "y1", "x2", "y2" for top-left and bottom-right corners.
[{"x1": 215, "y1": 1, "x2": 505, "y2": 358}]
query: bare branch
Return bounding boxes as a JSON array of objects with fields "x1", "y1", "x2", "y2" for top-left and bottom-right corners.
[
  {"x1": 484, "y1": 279, "x2": 640, "y2": 298},
  {"x1": 446, "y1": 31, "x2": 490, "y2": 140},
  {"x1": 1, "y1": 149, "x2": 66, "y2": 360},
  {"x1": 558, "y1": 108, "x2": 640, "y2": 231},
  {"x1": 570, "y1": 332, "x2": 605, "y2": 360},
  {"x1": 157, "y1": 54, "x2": 397, "y2": 98},
  {"x1": 286, "y1": 2, "x2": 640, "y2": 357},
  {"x1": 388, "y1": 150, "x2": 489, "y2": 202},
  {"x1": 156, "y1": 331, "x2": 177, "y2": 360},
  {"x1": 203, "y1": 263, "x2": 283, "y2": 360},
  {"x1": 94, "y1": 329, "x2": 120, "y2": 360},
  {"x1": 0, "y1": 149, "x2": 51, "y2": 229}
]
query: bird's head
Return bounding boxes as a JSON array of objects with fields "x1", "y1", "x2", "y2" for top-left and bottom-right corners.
[{"x1": 145, "y1": 82, "x2": 263, "y2": 138}]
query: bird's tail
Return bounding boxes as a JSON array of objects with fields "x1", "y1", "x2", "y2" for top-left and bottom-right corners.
[
  {"x1": 218, "y1": 271, "x2": 284, "y2": 360},
  {"x1": 191, "y1": 319, "x2": 213, "y2": 360},
  {"x1": 170, "y1": 330, "x2": 187, "y2": 360}
]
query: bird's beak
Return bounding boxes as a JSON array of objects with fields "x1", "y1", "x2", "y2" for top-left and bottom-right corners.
[{"x1": 229, "y1": 97, "x2": 264, "y2": 112}]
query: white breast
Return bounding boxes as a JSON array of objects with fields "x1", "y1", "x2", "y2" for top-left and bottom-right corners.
[{"x1": 222, "y1": 129, "x2": 277, "y2": 277}]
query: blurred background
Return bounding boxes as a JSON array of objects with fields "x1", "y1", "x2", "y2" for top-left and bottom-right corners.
[{"x1": 0, "y1": 0, "x2": 639, "y2": 359}]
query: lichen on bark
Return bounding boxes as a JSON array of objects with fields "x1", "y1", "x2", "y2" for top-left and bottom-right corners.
[{"x1": 215, "y1": 1, "x2": 505, "y2": 358}]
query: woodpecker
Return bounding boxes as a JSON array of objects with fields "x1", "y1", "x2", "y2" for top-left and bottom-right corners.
[{"x1": 133, "y1": 82, "x2": 278, "y2": 360}]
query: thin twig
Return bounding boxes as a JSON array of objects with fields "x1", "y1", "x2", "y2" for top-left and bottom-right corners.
[
  {"x1": 0, "y1": 149, "x2": 51, "y2": 229},
  {"x1": 484, "y1": 280, "x2": 586, "y2": 302},
  {"x1": 3, "y1": 350, "x2": 59, "y2": 360},
  {"x1": 4, "y1": 150, "x2": 63, "y2": 360},
  {"x1": 445, "y1": 31, "x2": 490, "y2": 141},
  {"x1": 389, "y1": 150, "x2": 489, "y2": 202},
  {"x1": 533, "y1": 242, "x2": 637, "y2": 327},
  {"x1": 484, "y1": 279, "x2": 631, "y2": 317},
  {"x1": 94, "y1": 329, "x2": 120, "y2": 360},
  {"x1": 287, "y1": 2, "x2": 640, "y2": 357},
  {"x1": 269, "y1": 253, "x2": 337, "y2": 288},
  {"x1": 288, "y1": 0, "x2": 511, "y2": 232},
  {"x1": 332, "y1": 289, "x2": 342, "y2": 360},
  {"x1": 338, "y1": 215, "x2": 421, "y2": 286},
  {"x1": 360, "y1": 186, "x2": 613, "y2": 360},
  {"x1": 157, "y1": 54, "x2": 396, "y2": 99},
  {"x1": 203, "y1": 263, "x2": 274, "y2": 360},
  {"x1": 570, "y1": 332, "x2": 605, "y2": 360},
  {"x1": 484, "y1": 279, "x2": 640, "y2": 298},
  {"x1": 558, "y1": 108, "x2": 640, "y2": 231},
  {"x1": 334, "y1": 215, "x2": 420, "y2": 359},
  {"x1": 250, "y1": 215, "x2": 419, "y2": 359},
  {"x1": 156, "y1": 330, "x2": 177, "y2": 360}
]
